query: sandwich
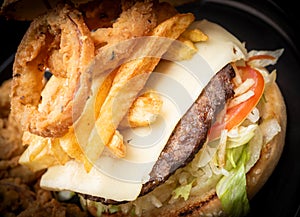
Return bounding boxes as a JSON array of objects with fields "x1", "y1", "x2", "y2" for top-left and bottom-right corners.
[{"x1": 6, "y1": 1, "x2": 287, "y2": 216}]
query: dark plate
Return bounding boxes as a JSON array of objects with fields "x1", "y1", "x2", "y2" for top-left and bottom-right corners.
[{"x1": 1, "y1": 1, "x2": 300, "y2": 217}]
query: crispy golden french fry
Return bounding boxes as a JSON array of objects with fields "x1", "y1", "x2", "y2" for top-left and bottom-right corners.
[
  {"x1": 19, "y1": 132, "x2": 59, "y2": 172},
  {"x1": 107, "y1": 130, "x2": 126, "y2": 158},
  {"x1": 120, "y1": 90, "x2": 163, "y2": 128},
  {"x1": 94, "y1": 69, "x2": 118, "y2": 118},
  {"x1": 178, "y1": 36, "x2": 198, "y2": 50},
  {"x1": 181, "y1": 28, "x2": 208, "y2": 42},
  {"x1": 71, "y1": 70, "x2": 118, "y2": 169},
  {"x1": 19, "y1": 145, "x2": 59, "y2": 172},
  {"x1": 166, "y1": 28, "x2": 208, "y2": 61},
  {"x1": 58, "y1": 127, "x2": 93, "y2": 172},
  {"x1": 21, "y1": 129, "x2": 92, "y2": 172},
  {"x1": 86, "y1": 13, "x2": 195, "y2": 159},
  {"x1": 175, "y1": 36, "x2": 198, "y2": 60},
  {"x1": 49, "y1": 138, "x2": 70, "y2": 165},
  {"x1": 152, "y1": 13, "x2": 195, "y2": 38},
  {"x1": 21, "y1": 132, "x2": 48, "y2": 162}
]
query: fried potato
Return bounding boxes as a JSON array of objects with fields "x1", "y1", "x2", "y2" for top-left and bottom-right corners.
[
  {"x1": 107, "y1": 130, "x2": 126, "y2": 158},
  {"x1": 21, "y1": 132, "x2": 49, "y2": 162},
  {"x1": 164, "y1": 27, "x2": 208, "y2": 61},
  {"x1": 181, "y1": 28, "x2": 208, "y2": 42},
  {"x1": 84, "y1": 13, "x2": 195, "y2": 161},
  {"x1": 50, "y1": 139, "x2": 70, "y2": 165},
  {"x1": 59, "y1": 127, "x2": 93, "y2": 172},
  {"x1": 120, "y1": 90, "x2": 163, "y2": 128},
  {"x1": 20, "y1": 128, "x2": 94, "y2": 172},
  {"x1": 170, "y1": 28, "x2": 208, "y2": 60},
  {"x1": 174, "y1": 36, "x2": 198, "y2": 60},
  {"x1": 19, "y1": 132, "x2": 59, "y2": 172},
  {"x1": 20, "y1": 126, "x2": 95, "y2": 172}
]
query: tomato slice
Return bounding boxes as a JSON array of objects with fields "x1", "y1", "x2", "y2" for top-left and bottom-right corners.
[{"x1": 209, "y1": 66, "x2": 265, "y2": 140}]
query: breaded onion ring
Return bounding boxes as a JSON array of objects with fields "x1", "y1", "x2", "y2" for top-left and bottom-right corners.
[{"x1": 11, "y1": 4, "x2": 95, "y2": 138}]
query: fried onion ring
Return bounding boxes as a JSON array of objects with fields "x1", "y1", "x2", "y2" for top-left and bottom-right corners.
[{"x1": 11, "y1": 4, "x2": 95, "y2": 138}]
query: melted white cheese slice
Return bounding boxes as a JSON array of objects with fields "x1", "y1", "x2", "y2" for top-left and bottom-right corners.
[{"x1": 40, "y1": 19, "x2": 247, "y2": 201}]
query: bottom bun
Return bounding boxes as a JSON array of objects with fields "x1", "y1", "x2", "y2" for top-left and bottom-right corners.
[{"x1": 85, "y1": 82, "x2": 287, "y2": 217}]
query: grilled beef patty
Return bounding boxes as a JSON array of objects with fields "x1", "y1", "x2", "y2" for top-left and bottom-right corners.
[{"x1": 141, "y1": 63, "x2": 235, "y2": 195}]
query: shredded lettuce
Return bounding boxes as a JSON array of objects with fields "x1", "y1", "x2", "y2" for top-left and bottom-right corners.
[
  {"x1": 226, "y1": 145, "x2": 244, "y2": 169},
  {"x1": 172, "y1": 180, "x2": 194, "y2": 201},
  {"x1": 108, "y1": 205, "x2": 120, "y2": 214},
  {"x1": 227, "y1": 125, "x2": 257, "y2": 148},
  {"x1": 216, "y1": 146, "x2": 250, "y2": 217},
  {"x1": 246, "y1": 126, "x2": 263, "y2": 172},
  {"x1": 171, "y1": 122, "x2": 262, "y2": 217},
  {"x1": 210, "y1": 124, "x2": 261, "y2": 217},
  {"x1": 80, "y1": 197, "x2": 120, "y2": 217}
]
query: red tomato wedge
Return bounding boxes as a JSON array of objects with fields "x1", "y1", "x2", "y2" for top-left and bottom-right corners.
[{"x1": 208, "y1": 66, "x2": 265, "y2": 140}]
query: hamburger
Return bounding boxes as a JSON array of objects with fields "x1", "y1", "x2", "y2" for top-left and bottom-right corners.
[{"x1": 3, "y1": 1, "x2": 287, "y2": 216}]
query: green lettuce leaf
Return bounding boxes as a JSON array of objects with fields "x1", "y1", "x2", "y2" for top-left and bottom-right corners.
[
  {"x1": 216, "y1": 146, "x2": 250, "y2": 217},
  {"x1": 172, "y1": 180, "x2": 194, "y2": 201}
]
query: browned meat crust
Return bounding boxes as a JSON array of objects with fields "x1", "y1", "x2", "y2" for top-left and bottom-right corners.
[{"x1": 141, "y1": 63, "x2": 235, "y2": 195}]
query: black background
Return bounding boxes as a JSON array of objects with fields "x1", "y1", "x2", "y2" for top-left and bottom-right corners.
[{"x1": 1, "y1": 1, "x2": 300, "y2": 217}]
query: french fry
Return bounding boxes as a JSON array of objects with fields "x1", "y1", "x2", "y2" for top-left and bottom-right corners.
[
  {"x1": 181, "y1": 28, "x2": 208, "y2": 42},
  {"x1": 21, "y1": 132, "x2": 47, "y2": 162},
  {"x1": 85, "y1": 13, "x2": 195, "y2": 160},
  {"x1": 165, "y1": 28, "x2": 208, "y2": 61},
  {"x1": 20, "y1": 130, "x2": 70, "y2": 168},
  {"x1": 107, "y1": 130, "x2": 126, "y2": 158},
  {"x1": 50, "y1": 138, "x2": 70, "y2": 165},
  {"x1": 175, "y1": 36, "x2": 198, "y2": 60},
  {"x1": 119, "y1": 90, "x2": 163, "y2": 128},
  {"x1": 20, "y1": 128, "x2": 94, "y2": 172},
  {"x1": 19, "y1": 132, "x2": 59, "y2": 172},
  {"x1": 53, "y1": 69, "x2": 119, "y2": 172},
  {"x1": 94, "y1": 69, "x2": 119, "y2": 118},
  {"x1": 71, "y1": 69, "x2": 119, "y2": 169},
  {"x1": 19, "y1": 145, "x2": 59, "y2": 172},
  {"x1": 58, "y1": 127, "x2": 93, "y2": 172}
]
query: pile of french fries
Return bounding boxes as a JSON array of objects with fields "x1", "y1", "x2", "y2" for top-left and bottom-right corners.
[{"x1": 19, "y1": 12, "x2": 209, "y2": 173}]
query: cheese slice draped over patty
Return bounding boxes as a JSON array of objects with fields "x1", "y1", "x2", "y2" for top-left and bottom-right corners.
[{"x1": 40, "y1": 19, "x2": 247, "y2": 201}]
